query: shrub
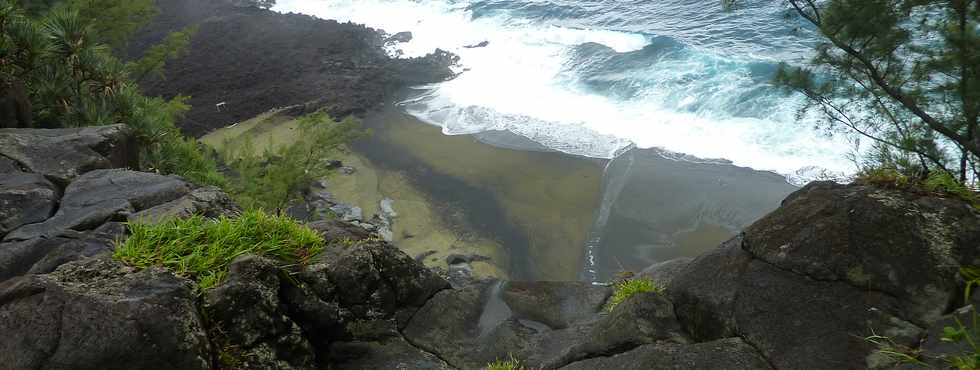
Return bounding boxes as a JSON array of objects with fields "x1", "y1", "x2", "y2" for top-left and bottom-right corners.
[
  {"x1": 606, "y1": 277, "x2": 663, "y2": 312},
  {"x1": 114, "y1": 210, "x2": 324, "y2": 290},
  {"x1": 221, "y1": 112, "x2": 365, "y2": 211}
]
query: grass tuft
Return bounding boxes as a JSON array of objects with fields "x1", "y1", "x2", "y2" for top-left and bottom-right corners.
[
  {"x1": 114, "y1": 210, "x2": 324, "y2": 291},
  {"x1": 856, "y1": 168, "x2": 979, "y2": 207},
  {"x1": 486, "y1": 356, "x2": 531, "y2": 370},
  {"x1": 606, "y1": 277, "x2": 663, "y2": 312}
]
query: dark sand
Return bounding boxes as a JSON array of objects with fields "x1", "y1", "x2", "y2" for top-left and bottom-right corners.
[
  {"x1": 356, "y1": 107, "x2": 605, "y2": 280},
  {"x1": 204, "y1": 105, "x2": 797, "y2": 282}
]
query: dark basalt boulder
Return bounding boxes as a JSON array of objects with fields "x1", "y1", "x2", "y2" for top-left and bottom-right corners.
[
  {"x1": 501, "y1": 281, "x2": 610, "y2": 330},
  {"x1": 0, "y1": 156, "x2": 20, "y2": 173},
  {"x1": 205, "y1": 256, "x2": 315, "y2": 370},
  {"x1": 640, "y1": 257, "x2": 691, "y2": 286},
  {"x1": 326, "y1": 338, "x2": 455, "y2": 370},
  {"x1": 667, "y1": 181, "x2": 980, "y2": 370},
  {"x1": 387, "y1": 31, "x2": 413, "y2": 44},
  {"x1": 3, "y1": 169, "x2": 191, "y2": 242},
  {"x1": 0, "y1": 257, "x2": 212, "y2": 370},
  {"x1": 0, "y1": 223, "x2": 124, "y2": 283},
  {"x1": 464, "y1": 40, "x2": 490, "y2": 48},
  {"x1": 743, "y1": 181, "x2": 980, "y2": 323},
  {"x1": 129, "y1": 185, "x2": 240, "y2": 224},
  {"x1": 0, "y1": 172, "x2": 57, "y2": 238},
  {"x1": 300, "y1": 239, "x2": 450, "y2": 326},
  {"x1": 559, "y1": 338, "x2": 773, "y2": 370},
  {"x1": 0, "y1": 124, "x2": 136, "y2": 185},
  {"x1": 403, "y1": 280, "x2": 692, "y2": 369}
]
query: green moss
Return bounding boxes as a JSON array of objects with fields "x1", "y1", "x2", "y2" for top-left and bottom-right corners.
[
  {"x1": 114, "y1": 210, "x2": 324, "y2": 291},
  {"x1": 606, "y1": 277, "x2": 663, "y2": 312}
]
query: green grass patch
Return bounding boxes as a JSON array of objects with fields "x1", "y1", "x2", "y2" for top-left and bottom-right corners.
[
  {"x1": 114, "y1": 210, "x2": 324, "y2": 290},
  {"x1": 856, "y1": 168, "x2": 979, "y2": 207},
  {"x1": 486, "y1": 357, "x2": 532, "y2": 370},
  {"x1": 606, "y1": 277, "x2": 663, "y2": 312}
]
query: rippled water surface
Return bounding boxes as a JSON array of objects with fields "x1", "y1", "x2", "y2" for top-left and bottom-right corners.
[{"x1": 275, "y1": 0, "x2": 857, "y2": 179}]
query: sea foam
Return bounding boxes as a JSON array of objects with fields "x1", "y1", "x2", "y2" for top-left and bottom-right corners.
[{"x1": 274, "y1": 0, "x2": 857, "y2": 182}]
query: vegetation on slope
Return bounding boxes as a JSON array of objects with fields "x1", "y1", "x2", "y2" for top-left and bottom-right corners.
[
  {"x1": 115, "y1": 209, "x2": 324, "y2": 290},
  {"x1": 0, "y1": 0, "x2": 222, "y2": 185},
  {"x1": 220, "y1": 111, "x2": 365, "y2": 211},
  {"x1": 777, "y1": 0, "x2": 980, "y2": 186},
  {"x1": 2, "y1": 0, "x2": 364, "y2": 209},
  {"x1": 486, "y1": 357, "x2": 533, "y2": 370},
  {"x1": 606, "y1": 277, "x2": 663, "y2": 312}
]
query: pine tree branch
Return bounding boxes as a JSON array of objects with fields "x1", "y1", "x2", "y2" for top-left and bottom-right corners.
[{"x1": 789, "y1": 0, "x2": 979, "y2": 159}]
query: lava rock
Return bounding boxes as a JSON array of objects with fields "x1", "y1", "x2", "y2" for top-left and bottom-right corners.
[
  {"x1": 0, "y1": 124, "x2": 136, "y2": 185},
  {"x1": 501, "y1": 281, "x2": 610, "y2": 330},
  {"x1": 326, "y1": 337, "x2": 455, "y2": 370},
  {"x1": 3, "y1": 169, "x2": 191, "y2": 242},
  {"x1": 0, "y1": 257, "x2": 212, "y2": 370},
  {"x1": 0, "y1": 172, "x2": 57, "y2": 238},
  {"x1": 387, "y1": 31, "x2": 413, "y2": 44},
  {"x1": 559, "y1": 338, "x2": 773, "y2": 370},
  {"x1": 0, "y1": 229, "x2": 118, "y2": 283},
  {"x1": 639, "y1": 257, "x2": 692, "y2": 286},
  {"x1": 205, "y1": 255, "x2": 315, "y2": 370},
  {"x1": 464, "y1": 40, "x2": 489, "y2": 48},
  {"x1": 129, "y1": 185, "x2": 240, "y2": 224},
  {"x1": 667, "y1": 182, "x2": 980, "y2": 369}
]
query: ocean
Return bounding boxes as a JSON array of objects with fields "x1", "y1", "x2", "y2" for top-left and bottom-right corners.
[{"x1": 273, "y1": 0, "x2": 855, "y2": 183}]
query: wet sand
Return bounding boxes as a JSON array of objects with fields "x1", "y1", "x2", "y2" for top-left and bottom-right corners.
[
  {"x1": 201, "y1": 105, "x2": 797, "y2": 282},
  {"x1": 356, "y1": 107, "x2": 605, "y2": 281}
]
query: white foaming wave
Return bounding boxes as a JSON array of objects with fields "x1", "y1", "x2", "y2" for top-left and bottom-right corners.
[{"x1": 274, "y1": 0, "x2": 857, "y2": 181}]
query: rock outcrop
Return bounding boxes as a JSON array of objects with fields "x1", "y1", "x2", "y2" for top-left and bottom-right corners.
[
  {"x1": 3, "y1": 125, "x2": 980, "y2": 369},
  {"x1": 667, "y1": 181, "x2": 980, "y2": 369},
  {"x1": 0, "y1": 257, "x2": 213, "y2": 370},
  {"x1": 0, "y1": 124, "x2": 136, "y2": 185},
  {"x1": 130, "y1": 0, "x2": 458, "y2": 137},
  {"x1": 0, "y1": 126, "x2": 239, "y2": 285}
]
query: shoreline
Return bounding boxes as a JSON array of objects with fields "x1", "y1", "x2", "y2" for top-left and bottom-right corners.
[{"x1": 202, "y1": 103, "x2": 796, "y2": 281}]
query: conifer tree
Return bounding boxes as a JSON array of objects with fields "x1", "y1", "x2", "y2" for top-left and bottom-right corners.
[{"x1": 777, "y1": 0, "x2": 980, "y2": 183}]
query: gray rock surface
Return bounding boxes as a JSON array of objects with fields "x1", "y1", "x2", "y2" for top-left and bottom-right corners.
[
  {"x1": 404, "y1": 280, "x2": 693, "y2": 369},
  {"x1": 3, "y1": 169, "x2": 191, "y2": 241},
  {"x1": 640, "y1": 257, "x2": 692, "y2": 286},
  {"x1": 129, "y1": 185, "x2": 240, "y2": 224},
  {"x1": 0, "y1": 257, "x2": 212, "y2": 370},
  {"x1": 0, "y1": 223, "x2": 122, "y2": 283},
  {"x1": 667, "y1": 182, "x2": 980, "y2": 369},
  {"x1": 327, "y1": 338, "x2": 455, "y2": 370},
  {"x1": 501, "y1": 281, "x2": 610, "y2": 330},
  {"x1": 560, "y1": 338, "x2": 773, "y2": 370},
  {"x1": 0, "y1": 172, "x2": 57, "y2": 238},
  {"x1": 205, "y1": 256, "x2": 315, "y2": 370},
  {"x1": 387, "y1": 31, "x2": 413, "y2": 44},
  {"x1": 0, "y1": 124, "x2": 136, "y2": 185}
]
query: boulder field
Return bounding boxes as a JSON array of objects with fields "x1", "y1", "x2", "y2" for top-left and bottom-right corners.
[{"x1": 2, "y1": 125, "x2": 980, "y2": 369}]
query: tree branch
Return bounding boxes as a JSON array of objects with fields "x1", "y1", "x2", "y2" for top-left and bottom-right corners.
[{"x1": 788, "y1": 0, "x2": 979, "y2": 158}]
